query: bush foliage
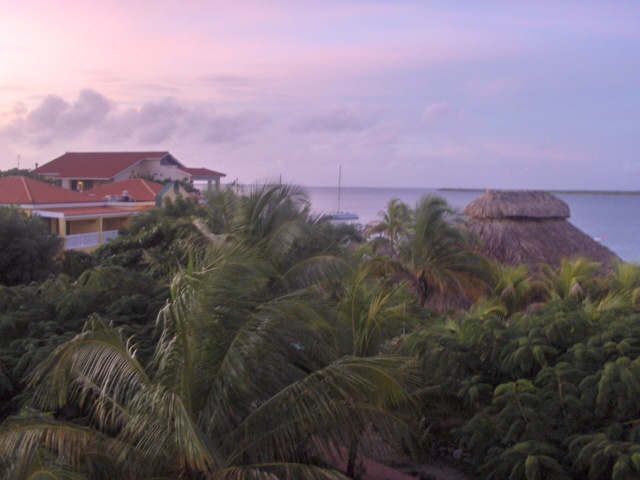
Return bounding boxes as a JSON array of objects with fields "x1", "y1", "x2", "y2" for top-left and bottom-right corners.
[
  {"x1": 0, "y1": 207, "x2": 63, "y2": 286},
  {"x1": 1, "y1": 185, "x2": 640, "y2": 479}
]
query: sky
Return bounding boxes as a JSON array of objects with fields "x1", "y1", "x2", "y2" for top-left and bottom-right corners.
[{"x1": 1, "y1": 1, "x2": 639, "y2": 189}]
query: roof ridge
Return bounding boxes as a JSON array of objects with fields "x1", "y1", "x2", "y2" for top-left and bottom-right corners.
[
  {"x1": 141, "y1": 179, "x2": 158, "y2": 196},
  {"x1": 64, "y1": 151, "x2": 169, "y2": 154},
  {"x1": 20, "y1": 176, "x2": 33, "y2": 203}
]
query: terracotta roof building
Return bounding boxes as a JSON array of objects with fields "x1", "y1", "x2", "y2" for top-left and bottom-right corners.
[
  {"x1": 86, "y1": 178, "x2": 191, "y2": 209},
  {"x1": 0, "y1": 176, "x2": 191, "y2": 252},
  {"x1": 34, "y1": 151, "x2": 225, "y2": 192},
  {"x1": 0, "y1": 176, "x2": 134, "y2": 251},
  {"x1": 0, "y1": 175, "x2": 97, "y2": 205},
  {"x1": 178, "y1": 167, "x2": 227, "y2": 185},
  {"x1": 85, "y1": 178, "x2": 165, "y2": 203}
]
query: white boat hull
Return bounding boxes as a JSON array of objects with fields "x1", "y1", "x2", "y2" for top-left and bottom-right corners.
[{"x1": 331, "y1": 210, "x2": 359, "y2": 220}]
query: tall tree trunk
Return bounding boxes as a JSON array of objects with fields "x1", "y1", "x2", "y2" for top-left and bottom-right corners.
[
  {"x1": 417, "y1": 271, "x2": 430, "y2": 307},
  {"x1": 345, "y1": 433, "x2": 359, "y2": 479}
]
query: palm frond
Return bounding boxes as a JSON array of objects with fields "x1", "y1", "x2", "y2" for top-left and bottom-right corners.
[
  {"x1": 281, "y1": 255, "x2": 352, "y2": 291},
  {"x1": 212, "y1": 463, "x2": 351, "y2": 480},
  {"x1": 115, "y1": 383, "x2": 222, "y2": 476},
  {"x1": 0, "y1": 416, "x2": 107, "y2": 479},
  {"x1": 28, "y1": 317, "x2": 150, "y2": 417},
  {"x1": 335, "y1": 269, "x2": 415, "y2": 357},
  {"x1": 223, "y1": 356, "x2": 414, "y2": 465},
  {"x1": 199, "y1": 293, "x2": 334, "y2": 439}
]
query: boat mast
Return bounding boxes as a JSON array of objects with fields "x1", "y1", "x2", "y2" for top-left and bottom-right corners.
[{"x1": 338, "y1": 164, "x2": 342, "y2": 212}]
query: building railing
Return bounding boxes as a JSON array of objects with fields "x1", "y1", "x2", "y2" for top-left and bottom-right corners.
[
  {"x1": 64, "y1": 230, "x2": 119, "y2": 250},
  {"x1": 103, "y1": 230, "x2": 119, "y2": 241}
]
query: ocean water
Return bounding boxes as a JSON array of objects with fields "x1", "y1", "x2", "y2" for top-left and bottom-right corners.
[{"x1": 304, "y1": 186, "x2": 640, "y2": 263}]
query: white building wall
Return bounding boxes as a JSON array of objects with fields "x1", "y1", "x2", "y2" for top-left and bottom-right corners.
[{"x1": 113, "y1": 160, "x2": 192, "y2": 183}]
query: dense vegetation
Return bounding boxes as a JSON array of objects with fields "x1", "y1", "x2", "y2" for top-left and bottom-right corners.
[
  {"x1": 1, "y1": 181, "x2": 640, "y2": 479},
  {"x1": 0, "y1": 169, "x2": 53, "y2": 183},
  {"x1": 0, "y1": 207, "x2": 63, "y2": 287}
]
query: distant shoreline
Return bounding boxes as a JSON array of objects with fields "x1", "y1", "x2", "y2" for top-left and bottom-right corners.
[
  {"x1": 438, "y1": 188, "x2": 640, "y2": 196},
  {"x1": 239, "y1": 184, "x2": 640, "y2": 197}
]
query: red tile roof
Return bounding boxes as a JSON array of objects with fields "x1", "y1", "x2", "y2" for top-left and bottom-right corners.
[
  {"x1": 84, "y1": 179, "x2": 164, "y2": 202},
  {"x1": 0, "y1": 176, "x2": 99, "y2": 205},
  {"x1": 34, "y1": 152, "x2": 176, "y2": 179},
  {"x1": 178, "y1": 167, "x2": 226, "y2": 177}
]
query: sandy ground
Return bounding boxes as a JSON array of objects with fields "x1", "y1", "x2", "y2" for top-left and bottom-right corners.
[
  {"x1": 327, "y1": 444, "x2": 473, "y2": 480},
  {"x1": 355, "y1": 456, "x2": 472, "y2": 480}
]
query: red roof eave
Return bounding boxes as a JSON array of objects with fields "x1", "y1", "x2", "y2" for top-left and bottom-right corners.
[
  {"x1": 33, "y1": 206, "x2": 137, "y2": 219},
  {"x1": 178, "y1": 167, "x2": 226, "y2": 177}
]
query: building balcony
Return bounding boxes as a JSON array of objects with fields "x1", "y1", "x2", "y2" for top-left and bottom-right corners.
[{"x1": 64, "y1": 230, "x2": 119, "y2": 250}]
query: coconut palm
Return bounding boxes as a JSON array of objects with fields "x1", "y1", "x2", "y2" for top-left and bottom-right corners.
[
  {"x1": 224, "y1": 181, "x2": 310, "y2": 246},
  {"x1": 486, "y1": 263, "x2": 534, "y2": 318},
  {"x1": 330, "y1": 268, "x2": 418, "y2": 477},
  {"x1": 595, "y1": 261, "x2": 640, "y2": 312},
  {"x1": 203, "y1": 181, "x2": 352, "y2": 293},
  {"x1": 202, "y1": 183, "x2": 241, "y2": 235},
  {"x1": 332, "y1": 267, "x2": 417, "y2": 357},
  {"x1": 1, "y1": 235, "x2": 414, "y2": 479},
  {"x1": 364, "y1": 198, "x2": 412, "y2": 255},
  {"x1": 537, "y1": 257, "x2": 603, "y2": 303},
  {"x1": 399, "y1": 195, "x2": 491, "y2": 312}
]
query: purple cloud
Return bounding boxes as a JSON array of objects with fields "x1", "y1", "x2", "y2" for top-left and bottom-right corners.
[
  {"x1": 3, "y1": 90, "x2": 267, "y2": 148},
  {"x1": 24, "y1": 89, "x2": 111, "y2": 145},
  {"x1": 421, "y1": 102, "x2": 451, "y2": 127},
  {"x1": 200, "y1": 113, "x2": 268, "y2": 144},
  {"x1": 290, "y1": 105, "x2": 381, "y2": 133}
]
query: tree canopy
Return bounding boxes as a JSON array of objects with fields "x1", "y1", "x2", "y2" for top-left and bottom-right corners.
[
  {"x1": 2, "y1": 183, "x2": 639, "y2": 479},
  {"x1": 0, "y1": 207, "x2": 62, "y2": 286},
  {"x1": 0, "y1": 168, "x2": 53, "y2": 183}
]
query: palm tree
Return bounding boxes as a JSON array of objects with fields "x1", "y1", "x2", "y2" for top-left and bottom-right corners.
[
  {"x1": 201, "y1": 182, "x2": 241, "y2": 235},
  {"x1": 537, "y1": 257, "x2": 603, "y2": 303},
  {"x1": 596, "y1": 261, "x2": 640, "y2": 311},
  {"x1": 486, "y1": 263, "x2": 534, "y2": 318},
  {"x1": 364, "y1": 198, "x2": 412, "y2": 255},
  {"x1": 1, "y1": 235, "x2": 414, "y2": 479},
  {"x1": 399, "y1": 195, "x2": 490, "y2": 312},
  {"x1": 331, "y1": 267, "x2": 418, "y2": 476},
  {"x1": 333, "y1": 268, "x2": 416, "y2": 357},
  {"x1": 202, "y1": 180, "x2": 351, "y2": 293},
  {"x1": 224, "y1": 181, "x2": 310, "y2": 245}
]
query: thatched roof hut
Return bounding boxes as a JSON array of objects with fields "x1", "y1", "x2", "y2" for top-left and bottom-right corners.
[{"x1": 464, "y1": 190, "x2": 619, "y2": 269}]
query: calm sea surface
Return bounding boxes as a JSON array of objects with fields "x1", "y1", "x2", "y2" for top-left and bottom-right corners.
[{"x1": 304, "y1": 186, "x2": 640, "y2": 263}]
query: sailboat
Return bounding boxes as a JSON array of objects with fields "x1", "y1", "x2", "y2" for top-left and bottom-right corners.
[{"x1": 330, "y1": 165, "x2": 359, "y2": 220}]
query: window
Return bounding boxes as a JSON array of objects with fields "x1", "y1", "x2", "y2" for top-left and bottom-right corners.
[{"x1": 70, "y1": 180, "x2": 93, "y2": 191}]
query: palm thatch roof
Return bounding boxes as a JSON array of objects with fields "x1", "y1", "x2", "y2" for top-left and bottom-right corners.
[
  {"x1": 463, "y1": 190, "x2": 619, "y2": 269},
  {"x1": 464, "y1": 190, "x2": 571, "y2": 219}
]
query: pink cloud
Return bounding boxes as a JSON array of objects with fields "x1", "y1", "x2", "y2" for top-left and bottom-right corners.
[
  {"x1": 421, "y1": 102, "x2": 451, "y2": 127},
  {"x1": 479, "y1": 140, "x2": 585, "y2": 163},
  {"x1": 1, "y1": 89, "x2": 268, "y2": 149},
  {"x1": 290, "y1": 104, "x2": 382, "y2": 133}
]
